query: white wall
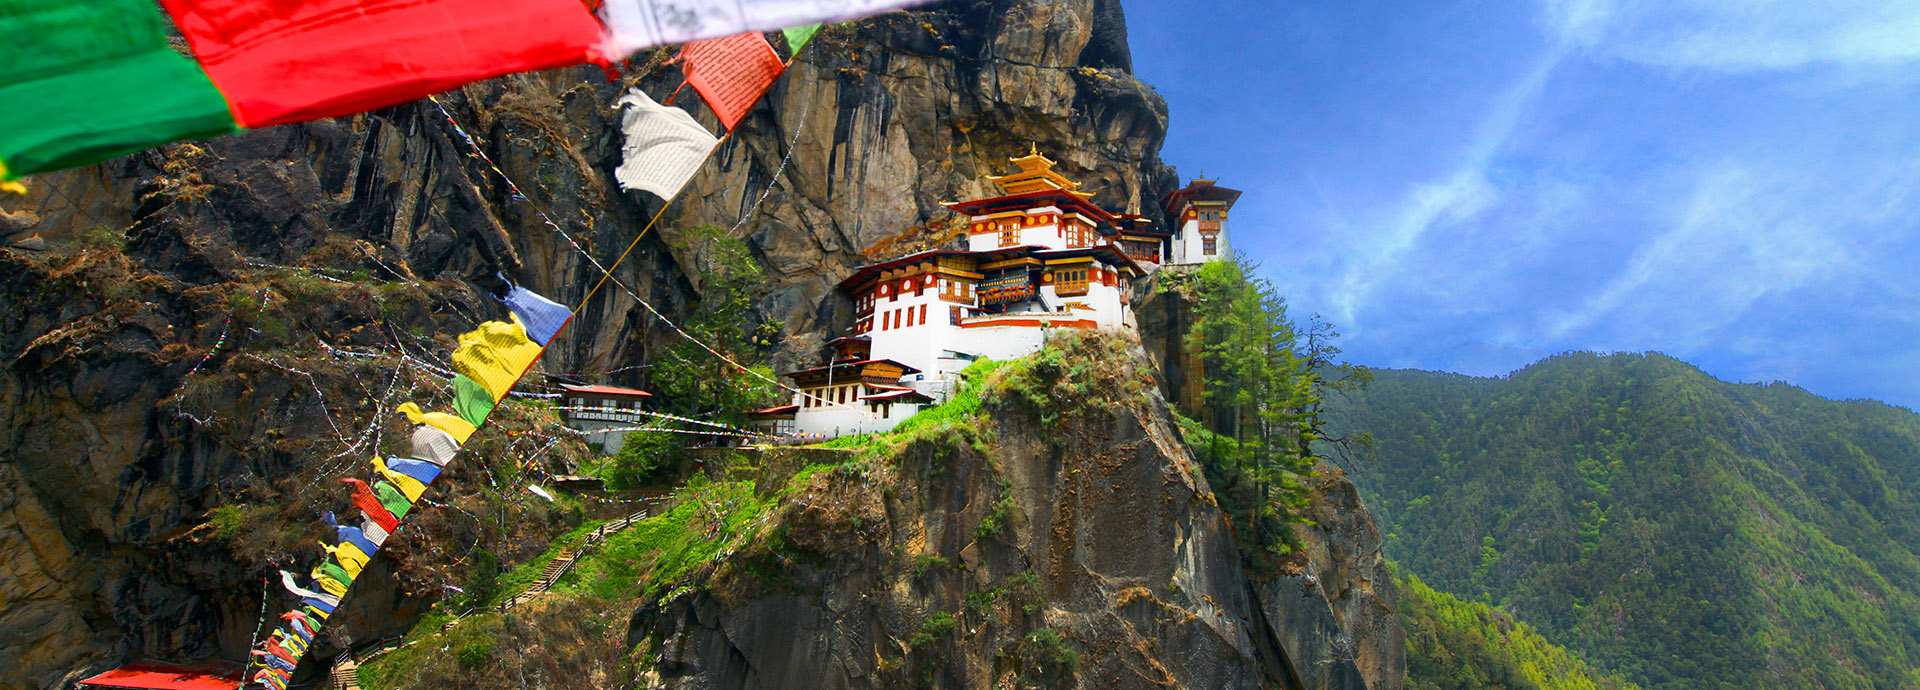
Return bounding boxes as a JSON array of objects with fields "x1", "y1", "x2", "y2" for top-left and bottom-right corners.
[
  {"x1": 966, "y1": 206, "x2": 1075, "y2": 252},
  {"x1": 791, "y1": 399, "x2": 924, "y2": 438},
  {"x1": 1171, "y1": 217, "x2": 1228, "y2": 265}
]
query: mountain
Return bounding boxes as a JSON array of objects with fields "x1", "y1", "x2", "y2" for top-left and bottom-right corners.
[
  {"x1": 1396, "y1": 569, "x2": 1640, "y2": 690},
  {"x1": 1330, "y1": 352, "x2": 1920, "y2": 690}
]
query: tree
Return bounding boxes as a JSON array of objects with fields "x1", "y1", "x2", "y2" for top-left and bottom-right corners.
[
  {"x1": 645, "y1": 225, "x2": 782, "y2": 426},
  {"x1": 1182, "y1": 252, "x2": 1368, "y2": 559}
]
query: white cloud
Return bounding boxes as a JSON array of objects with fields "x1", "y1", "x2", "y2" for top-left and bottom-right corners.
[
  {"x1": 1554, "y1": 0, "x2": 1920, "y2": 72},
  {"x1": 1328, "y1": 45, "x2": 1568, "y2": 327},
  {"x1": 1544, "y1": 163, "x2": 1855, "y2": 348}
]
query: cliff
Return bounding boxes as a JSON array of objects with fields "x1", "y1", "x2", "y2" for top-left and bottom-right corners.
[{"x1": 0, "y1": 1, "x2": 1400, "y2": 688}]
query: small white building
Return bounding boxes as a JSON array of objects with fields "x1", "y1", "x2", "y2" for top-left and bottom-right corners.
[
  {"x1": 559, "y1": 383, "x2": 653, "y2": 454},
  {"x1": 758, "y1": 150, "x2": 1159, "y2": 440},
  {"x1": 1164, "y1": 179, "x2": 1241, "y2": 267}
]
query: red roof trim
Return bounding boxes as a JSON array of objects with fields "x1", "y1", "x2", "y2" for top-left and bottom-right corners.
[
  {"x1": 781, "y1": 358, "x2": 922, "y2": 378},
  {"x1": 747, "y1": 405, "x2": 798, "y2": 417},
  {"x1": 860, "y1": 389, "x2": 934, "y2": 402},
  {"x1": 561, "y1": 384, "x2": 652, "y2": 398}
]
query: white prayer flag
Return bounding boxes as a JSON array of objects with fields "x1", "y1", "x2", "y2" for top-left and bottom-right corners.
[
  {"x1": 597, "y1": 0, "x2": 935, "y2": 60},
  {"x1": 361, "y1": 519, "x2": 391, "y2": 547},
  {"x1": 410, "y1": 425, "x2": 460, "y2": 466},
  {"x1": 279, "y1": 571, "x2": 340, "y2": 605},
  {"x1": 527, "y1": 484, "x2": 556, "y2": 502},
  {"x1": 614, "y1": 88, "x2": 719, "y2": 201}
]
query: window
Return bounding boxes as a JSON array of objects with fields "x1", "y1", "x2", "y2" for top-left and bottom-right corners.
[
  {"x1": 950, "y1": 306, "x2": 962, "y2": 325},
  {"x1": 1055, "y1": 267, "x2": 1090, "y2": 295},
  {"x1": 919, "y1": 304, "x2": 928, "y2": 326},
  {"x1": 1203, "y1": 237, "x2": 1218, "y2": 255},
  {"x1": 999, "y1": 223, "x2": 1017, "y2": 247}
]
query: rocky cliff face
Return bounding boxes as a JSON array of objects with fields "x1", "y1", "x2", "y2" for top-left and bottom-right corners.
[
  {"x1": 0, "y1": 1, "x2": 1399, "y2": 688},
  {"x1": 628, "y1": 335, "x2": 1279, "y2": 690}
]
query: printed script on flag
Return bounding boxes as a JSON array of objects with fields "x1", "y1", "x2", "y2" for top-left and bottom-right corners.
[
  {"x1": 614, "y1": 88, "x2": 721, "y2": 200},
  {"x1": 682, "y1": 33, "x2": 787, "y2": 131},
  {"x1": 598, "y1": 0, "x2": 935, "y2": 59}
]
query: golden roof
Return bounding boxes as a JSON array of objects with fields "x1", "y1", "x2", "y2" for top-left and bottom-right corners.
[{"x1": 985, "y1": 145, "x2": 1092, "y2": 197}]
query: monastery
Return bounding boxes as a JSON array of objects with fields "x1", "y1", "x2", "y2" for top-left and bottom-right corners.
[{"x1": 749, "y1": 150, "x2": 1239, "y2": 439}]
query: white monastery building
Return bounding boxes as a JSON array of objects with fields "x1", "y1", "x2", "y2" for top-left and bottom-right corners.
[
  {"x1": 751, "y1": 151, "x2": 1236, "y2": 439},
  {"x1": 557, "y1": 383, "x2": 652, "y2": 454}
]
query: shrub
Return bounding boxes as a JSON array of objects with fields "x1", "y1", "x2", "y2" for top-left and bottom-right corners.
[{"x1": 910, "y1": 611, "x2": 958, "y2": 649}]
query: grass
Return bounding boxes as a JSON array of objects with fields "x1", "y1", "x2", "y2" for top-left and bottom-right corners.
[
  {"x1": 555, "y1": 479, "x2": 770, "y2": 602},
  {"x1": 485, "y1": 518, "x2": 611, "y2": 606},
  {"x1": 813, "y1": 358, "x2": 1010, "y2": 453}
]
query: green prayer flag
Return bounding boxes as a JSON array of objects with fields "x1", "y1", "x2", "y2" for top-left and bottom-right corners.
[
  {"x1": 782, "y1": 24, "x2": 822, "y2": 55},
  {"x1": 373, "y1": 480, "x2": 412, "y2": 520},
  {"x1": 0, "y1": 0, "x2": 237, "y2": 180},
  {"x1": 318, "y1": 560, "x2": 353, "y2": 586},
  {"x1": 451, "y1": 374, "x2": 496, "y2": 427}
]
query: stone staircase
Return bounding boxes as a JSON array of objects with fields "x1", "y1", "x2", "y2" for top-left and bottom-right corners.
[{"x1": 335, "y1": 503, "x2": 658, "y2": 688}]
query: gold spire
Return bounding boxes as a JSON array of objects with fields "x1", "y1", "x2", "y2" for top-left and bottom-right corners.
[{"x1": 986, "y1": 147, "x2": 1091, "y2": 197}]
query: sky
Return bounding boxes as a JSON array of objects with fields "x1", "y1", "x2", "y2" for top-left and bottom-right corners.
[{"x1": 1123, "y1": 0, "x2": 1920, "y2": 409}]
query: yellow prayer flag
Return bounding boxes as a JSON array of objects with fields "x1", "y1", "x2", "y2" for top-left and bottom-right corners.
[
  {"x1": 397, "y1": 402, "x2": 476, "y2": 444},
  {"x1": 311, "y1": 574, "x2": 347, "y2": 598},
  {"x1": 373, "y1": 457, "x2": 428, "y2": 503},
  {"x1": 323, "y1": 540, "x2": 369, "y2": 577},
  {"x1": 1, "y1": 180, "x2": 23, "y2": 195},
  {"x1": 450, "y1": 320, "x2": 543, "y2": 402}
]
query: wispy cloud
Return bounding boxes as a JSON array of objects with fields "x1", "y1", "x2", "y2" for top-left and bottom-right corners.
[
  {"x1": 1329, "y1": 43, "x2": 1569, "y2": 328},
  {"x1": 1543, "y1": 163, "x2": 1855, "y2": 347},
  {"x1": 1557, "y1": 0, "x2": 1920, "y2": 72}
]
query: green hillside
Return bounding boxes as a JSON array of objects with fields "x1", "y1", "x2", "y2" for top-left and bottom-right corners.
[
  {"x1": 1398, "y1": 568, "x2": 1641, "y2": 690},
  {"x1": 1330, "y1": 353, "x2": 1920, "y2": 690}
]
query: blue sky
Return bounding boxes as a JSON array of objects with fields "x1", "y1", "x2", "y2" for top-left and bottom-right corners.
[{"x1": 1124, "y1": 0, "x2": 1920, "y2": 409}]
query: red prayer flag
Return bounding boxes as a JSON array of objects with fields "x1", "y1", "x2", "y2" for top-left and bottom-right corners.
[
  {"x1": 681, "y1": 33, "x2": 787, "y2": 131},
  {"x1": 159, "y1": 0, "x2": 604, "y2": 128},
  {"x1": 341, "y1": 479, "x2": 399, "y2": 533}
]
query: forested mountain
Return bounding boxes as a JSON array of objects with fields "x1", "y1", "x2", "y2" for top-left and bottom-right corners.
[
  {"x1": 1329, "y1": 353, "x2": 1920, "y2": 690},
  {"x1": 1397, "y1": 569, "x2": 1640, "y2": 690}
]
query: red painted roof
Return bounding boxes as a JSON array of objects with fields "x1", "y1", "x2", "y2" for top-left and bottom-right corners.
[
  {"x1": 560, "y1": 384, "x2": 652, "y2": 398},
  {"x1": 860, "y1": 388, "x2": 934, "y2": 403},
  {"x1": 78, "y1": 661, "x2": 244, "y2": 690},
  {"x1": 747, "y1": 405, "x2": 798, "y2": 417}
]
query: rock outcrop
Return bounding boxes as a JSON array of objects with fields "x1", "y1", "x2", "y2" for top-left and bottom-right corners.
[{"x1": 629, "y1": 334, "x2": 1284, "y2": 689}]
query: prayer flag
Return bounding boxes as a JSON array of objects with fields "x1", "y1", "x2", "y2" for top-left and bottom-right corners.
[
  {"x1": 527, "y1": 484, "x2": 555, "y2": 502},
  {"x1": 597, "y1": 0, "x2": 932, "y2": 60},
  {"x1": 449, "y1": 321, "x2": 543, "y2": 402},
  {"x1": 410, "y1": 425, "x2": 460, "y2": 466},
  {"x1": 372, "y1": 480, "x2": 413, "y2": 520},
  {"x1": 385, "y1": 457, "x2": 444, "y2": 486},
  {"x1": 0, "y1": 0, "x2": 236, "y2": 180},
  {"x1": 325, "y1": 541, "x2": 370, "y2": 576},
  {"x1": 342, "y1": 479, "x2": 399, "y2": 533},
  {"x1": 451, "y1": 374, "x2": 496, "y2": 427},
  {"x1": 373, "y1": 457, "x2": 428, "y2": 502},
  {"x1": 361, "y1": 519, "x2": 391, "y2": 547},
  {"x1": 332, "y1": 523, "x2": 380, "y2": 558},
  {"x1": 681, "y1": 33, "x2": 787, "y2": 131},
  {"x1": 398, "y1": 402, "x2": 477, "y2": 444},
  {"x1": 504, "y1": 286, "x2": 572, "y2": 346},
  {"x1": 279, "y1": 571, "x2": 337, "y2": 605},
  {"x1": 614, "y1": 89, "x2": 719, "y2": 201},
  {"x1": 783, "y1": 24, "x2": 822, "y2": 54},
  {"x1": 312, "y1": 571, "x2": 349, "y2": 597},
  {"x1": 156, "y1": 0, "x2": 605, "y2": 128}
]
